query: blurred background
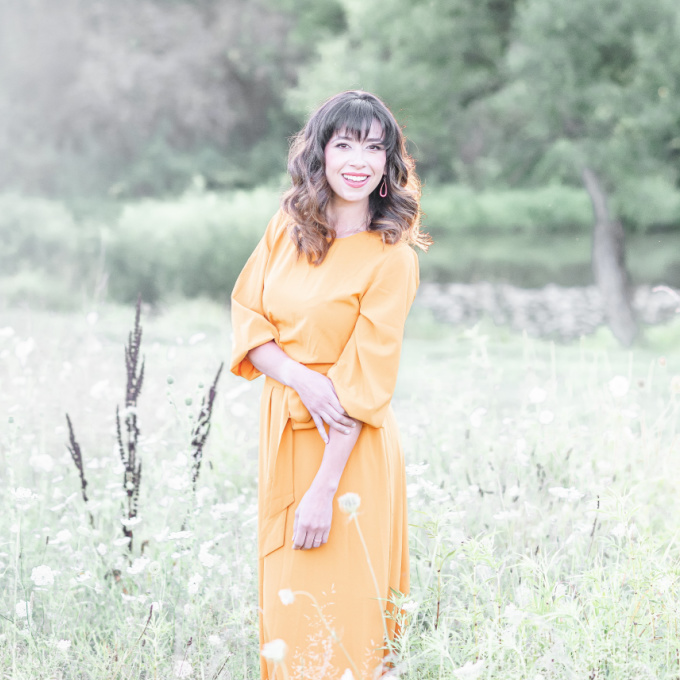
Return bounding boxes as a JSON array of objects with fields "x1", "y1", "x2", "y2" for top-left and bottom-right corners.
[{"x1": 1, "y1": 0, "x2": 679, "y2": 340}]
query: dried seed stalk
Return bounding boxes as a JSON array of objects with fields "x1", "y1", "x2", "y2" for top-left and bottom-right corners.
[
  {"x1": 65, "y1": 413, "x2": 94, "y2": 527},
  {"x1": 190, "y1": 362, "x2": 223, "y2": 490}
]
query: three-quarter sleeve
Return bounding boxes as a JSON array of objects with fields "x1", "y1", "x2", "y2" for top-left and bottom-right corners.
[
  {"x1": 230, "y1": 213, "x2": 281, "y2": 380},
  {"x1": 326, "y1": 243, "x2": 419, "y2": 428}
]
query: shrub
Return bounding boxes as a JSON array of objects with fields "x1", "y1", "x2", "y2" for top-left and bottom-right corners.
[{"x1": 105, "y1": 187, "x2": 282, "y2": 303}]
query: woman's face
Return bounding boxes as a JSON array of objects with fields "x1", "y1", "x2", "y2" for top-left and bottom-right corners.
[{"x1": 323, "y1": 119, "x2": 387, "y2": 207}]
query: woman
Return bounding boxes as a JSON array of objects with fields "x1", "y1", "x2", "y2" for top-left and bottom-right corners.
[{"x1": 230, "y1": 90, "x2": 430, "y2": 680}]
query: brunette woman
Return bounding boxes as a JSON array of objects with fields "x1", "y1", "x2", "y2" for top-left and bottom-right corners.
[{"x1": 230, "y1": 90, "x2": 430, "y2": 680}]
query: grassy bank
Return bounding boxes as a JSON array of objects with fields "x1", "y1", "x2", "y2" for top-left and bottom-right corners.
[{"x1": 1, "y1": 301, "x2": 680, "y2": 677}]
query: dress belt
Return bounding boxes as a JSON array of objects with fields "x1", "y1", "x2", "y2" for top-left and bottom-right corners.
[{"x1": 259, "y1": 362, "x2": 333, "y2": 558}]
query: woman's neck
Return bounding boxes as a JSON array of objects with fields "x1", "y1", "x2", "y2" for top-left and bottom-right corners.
[{"x1": 327, "y1": 198, "x2": 370, "y2": 237}]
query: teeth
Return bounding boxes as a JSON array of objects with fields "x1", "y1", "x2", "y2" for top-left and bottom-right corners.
[{"x1": 343, "y1": 175, "x2": 368, "y2": 182}]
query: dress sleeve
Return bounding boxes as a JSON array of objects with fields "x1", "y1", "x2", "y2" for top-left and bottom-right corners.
[
  {"x1": 229, "y1": 212, "x2": 282, "y2": 380},
  {"x1": 326, "y1": 243, "x2": 419, "y2": 428}
]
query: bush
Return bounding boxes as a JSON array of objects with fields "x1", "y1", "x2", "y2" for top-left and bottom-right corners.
[
  {"x1": 105, "y1": 187, "x2": 282, "y2": 303},
  {"x1": 421, "y1": 183, "x2": 594, "y2": 235},
  {"x1": 613, "y1": 175, "x2": 680, "y2": 232}
]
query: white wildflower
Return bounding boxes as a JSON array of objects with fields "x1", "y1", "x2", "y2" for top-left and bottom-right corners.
[
  {"x1": 670, "y1": 375, "x2": 680, "y2": 395},
  {"x1": 89, "y1": 379, "x2": 110, "y2": 399},
  {"x1": 30, "y1": 565, "x2": 55, "y2": 586},
  {"x1": 503, "y1": 603, "x2": 526, "y2": 626},
  {"x1": 187, "y1": 574, "x2": 203, "y2": 595},
  {"x1": 15, "y1": 600, "x2": 32, "y2": 619},
  {"x1": 611, "y1": 522, "x2": 627, "y2": 538},
  {"x1": 56, "y1": 639, "x2": 71, "y2": 652},
  {"x1": 469, "y1": 407, "x2": 487, "y2": 428},
  {"x1": 340, "y1": 670, "x2": 355, "y2": 680},
  {"x1": 198, "y1": 549, "x2": 218, "y2": 569},
  {"x1": 120, "y1": 516, "x2": 142, "y2": 528},
  {"x1": 538, "y1": 410, "x2": 554, "y2": 425},
  {"x1": 127, "y1": 556, "x2": 149, "y2": 575},
  {"x1": 208, "y1": 635, "x2": 222, "y2": 647},
  {"x1": 493, "y1": 510, "x2": 521, "y2": 521},
  {"x1": 529, "y1": 387, "x2": 547, "y2": 404},
  {"x1": 405, "y1": 463, "x2": 429, "y2": 476},
  {"x1": 173, "y1": 658, "x2": 193, "y2": 678},
  {"x1": 261, "y1": 639, "x2": 288, "y2": 663},
  {"x1": 54, "y1": 529, "x2": 73, "y2": 544},
  {"x1": 14, "y1": 487, "x2": 36, "y2": 501},
  {"x1": 453, "y1": 659, "x2": 485, "y2": 679},
  {"x1": 168, "y1": 530, "x2": 193, "y2": 541},
  {"x1": 608, "y1": 375, "x2": 629, "y2": 398},
  {"x1": 548, "y1": 487, "x2": 584, "y2": 502},
  {"x1": 337, "y1": 493, "x2": 361, "y2": 515},
  {"x1": 147, "y1": 561, "x2": 162, "y2": 576},
  {"x1": 113, "y1": 537, "x2": 132, "y2": 547},
  {"x1": 29, "y1": 453, "x2": 55, "y2": 473},
  {"x1": 75, "y1": 570, "x2": 92, "y2": 582},
  {"x1": 278, "y1": 589, "x2": 295, "y2": 605},
  {"x1": 96, "y1": 543, "x2": 108, "y2": 556},
  {"x1": 401, "y1": 600, "x2": 418, "y2": 613}
]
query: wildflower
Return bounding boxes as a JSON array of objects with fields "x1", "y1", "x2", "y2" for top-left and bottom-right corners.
[
  {"x1": 127, "y1": 557, "x2": 149, "y2": 575},
  {"x1": 14, "y1": 487, "x2": 36, "y2": 501},
  {"x1": 147, "y1": 561, "x2": 162, "y2": 576},
  {"x1": 503, "y1": 603, "x2": 526, "y2": 626},
  {"x1": 529, "y1": 387, "x2": 547, "y2": 404},
  {"x1": 168, "y1": 530, "x2": 193, "y2": 541},
  {"x1": 670, "y1": 375, "x2": 680, "y2": 395},
  {"x1": 173, "y1": 658, "x2": 193, "y2": 678},
  {"x1": 453, "y1": 659, "x2": 485, "y2": 679},
  {"x1": 120, "y1": 516, "x2": 142, "y2": 528},
  {"x1": 15, "y1": 600, "x2": 32, "y2": 619},
  {"x1": 469, "y1": 407, "x2": 487, "y2": 428},
  {"x1": 29, "y1": 453, "x2": 55, "y2": 473},
  {"x1": 96, "y1": 543, "x2": 108, "y2": 556},
  {"x1": 30, "y1": 565, "x2": 55, "y2": 586},
  {"x1": 401, "y1": 600, "x2": 418, "y2": 613},
  {"x1": 208, "y1": 635, "x2": 222, "y2": 647},
  {"x1": 261, "y1": 639, "x2": 288, "y2": 663},
  {"x1": 405, "y1": 463, "x2": 429, "y2": 476},
  {"x1": 548, "y1": 487, "x2": 584, "y2": 502},
  {"x1": 608, "y1": 376, "x2": 629, "y2": 398},
  {"x1": 538, "y1": 410, "x2": 554, "y2": 425},
  {"x1": 54, "y1": 529, "x2": 73, "y2": 544},
  {"x1": 337, "y1": 493, "x2": 361, "y2": 515},
  {"x1": 113, "y1": 537, "x2": 131, "y2": 547},
  {"x1": 278, "y1": 589, "x2": 295, "y2": 605},
  {"x1": 340, "y1": 670, "x2": 355, "y2": 680},
  {"x1": 56, "y1": 639, "x2": 72, "y2": 652},
  {"x1": 187, "y1": 574, "x2": 203, "y2": 595}
]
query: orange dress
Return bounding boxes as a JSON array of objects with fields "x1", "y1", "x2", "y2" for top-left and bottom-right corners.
[{"x1": 230, "y1": 210, "x2": 419, "y2": 680}]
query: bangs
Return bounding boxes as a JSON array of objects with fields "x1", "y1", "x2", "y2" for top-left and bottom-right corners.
[{"x1": 320, "y1": 97, "x2": 398, "y2": 152}]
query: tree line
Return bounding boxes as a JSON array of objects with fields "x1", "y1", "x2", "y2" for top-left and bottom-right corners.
[{"x1": 1, "y1": 0, "x2": 678, "y2": 226}]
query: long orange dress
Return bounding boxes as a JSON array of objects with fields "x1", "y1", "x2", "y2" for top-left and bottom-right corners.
[{"x1": 230, "y1": 210, "x2": 419, "y2": 680}]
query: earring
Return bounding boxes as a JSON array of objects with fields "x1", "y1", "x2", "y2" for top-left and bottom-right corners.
[{"x1": 379, "y1": 177, "x2": 387, "y2": 198}]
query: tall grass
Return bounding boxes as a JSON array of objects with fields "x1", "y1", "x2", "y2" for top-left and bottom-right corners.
[{"x1": 1, "y1": 302, "x2": 679, "y2": 678}]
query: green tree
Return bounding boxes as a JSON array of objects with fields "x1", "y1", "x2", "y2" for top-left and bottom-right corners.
[{"x1": 287, "y1": 0, "x2": 517, "y2": 183}]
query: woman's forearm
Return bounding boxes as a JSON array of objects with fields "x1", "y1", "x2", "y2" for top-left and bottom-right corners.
[
  {"x1": 311, "y1": 420, "x2": 363, "y2": 495},
  {"x1": 247, "y1": 340, "x2": 306, "y2": 388}
]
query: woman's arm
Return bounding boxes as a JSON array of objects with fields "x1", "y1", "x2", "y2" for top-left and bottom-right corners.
[
  {"x1": 292, "y1": 419, "x2": 363, "y2": 550},
  {"x1": 247, "y1": 340, "x2": 356, "y2": 443}
]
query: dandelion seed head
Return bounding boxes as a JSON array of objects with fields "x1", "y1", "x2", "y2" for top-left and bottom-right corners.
[
  {"x1": 337, "y1": 492, "x2": 361, "y2": 515},
  {"x1": 31, "y1": 565, "x2": 55, "y2": 586},
  {"x1": 608, "y1": 375, "x2": 629, "y2": 398},
  {"x1": 469, "y1": 407, "x2": 487, "y2": 428},
  {"x1": 261, "y1": 639, "x2": 287, "y2": 662},
  {"x1": 173, "y1": 659, "x2": 193, "y2": 678},
  {"x1": 278, "y1": 589, "x2": 295, "y2": 605},
  {"x1": 529, "y1": 387, "x2": 547, "y2": 404}
]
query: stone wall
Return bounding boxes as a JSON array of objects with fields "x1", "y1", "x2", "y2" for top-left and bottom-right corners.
[{"x1": 417, "y1": 283, "x2": 680, "y2": 341}]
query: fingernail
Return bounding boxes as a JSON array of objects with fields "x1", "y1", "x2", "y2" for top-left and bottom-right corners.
[{"x1": 345, "y1": 429, "x2": 350, "y2": 435}]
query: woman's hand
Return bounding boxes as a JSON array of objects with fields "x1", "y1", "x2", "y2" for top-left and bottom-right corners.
[
  {"x1": 287, "y1": 363, "x2": 355, "y2": 444},
  {"x1": 292, "y1": 483, "x2": 334, "y2": 550}
]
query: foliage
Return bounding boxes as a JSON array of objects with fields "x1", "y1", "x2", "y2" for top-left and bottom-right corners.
[{"x1": 2, "y1": 302, "x2": 680, "y2": 677}]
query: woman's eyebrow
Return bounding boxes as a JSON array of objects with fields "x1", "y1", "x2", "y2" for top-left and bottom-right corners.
[{"x1": 332, "y1": 134, "x2": 384, "y2": 143}]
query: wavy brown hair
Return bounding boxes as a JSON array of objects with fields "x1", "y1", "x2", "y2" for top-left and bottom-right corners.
[{"x1": 281, "y1": 90, "x2": 431, "y2": 265}]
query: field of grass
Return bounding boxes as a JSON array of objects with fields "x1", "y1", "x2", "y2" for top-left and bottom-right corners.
[{"x1": 1, "y1": 299, "x2": 680, "y2": 679}]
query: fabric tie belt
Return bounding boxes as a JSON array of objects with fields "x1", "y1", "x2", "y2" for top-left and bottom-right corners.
[{"x1": 259, "y1": 362, "x2": 333, "y2": 558}]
